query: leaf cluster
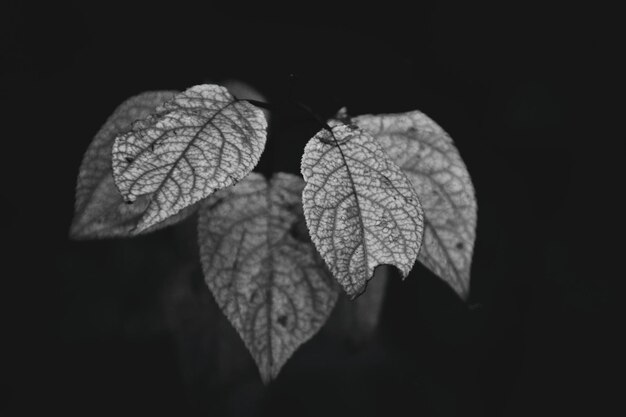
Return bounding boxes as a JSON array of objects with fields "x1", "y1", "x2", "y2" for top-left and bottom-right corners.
[{"x1": 70, "y1": 83, "x2": 477, "y2": 382}]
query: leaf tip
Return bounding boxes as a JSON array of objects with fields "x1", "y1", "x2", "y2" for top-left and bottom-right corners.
[
  {"x1": 456, "y1": 283, "x2": 471, "y2": 302},
  {"x1": 346, "y1": 270, "x2": 375, "y2": 300},
  {"x1": 68, "y1": 219, "x2": 84, "y2": 240},
  {"x1": 68, "y1": 213, "x2": 97, "y2": 240},
  {"x1": 258, "y1": 366, "x2": 277, "y2": 385}
]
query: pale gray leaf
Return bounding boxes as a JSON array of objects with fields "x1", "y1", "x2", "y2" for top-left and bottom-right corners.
[
  {"x1": 354, "y1": 111, "x2": 477, "y2": 299},
  {"x1": 198, "y1": 172, "x2": 339, "y2": 383},
  {"x1": 112, "y1": 84, "x2": 268, "y2": 233},
  {"x1": 70, "y1": 91, "x2": 198, "y2": 239},
  {"x1": 301, "y1": 121, "x2": 424, "y2": 298}
]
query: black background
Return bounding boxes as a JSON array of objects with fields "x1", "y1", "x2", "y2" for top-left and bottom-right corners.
[{"x1": 2, "y1": 2, "x2": 620, "y2": 416}]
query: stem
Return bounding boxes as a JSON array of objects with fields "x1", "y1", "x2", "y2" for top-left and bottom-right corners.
[
  {"x1": 243, "y1": 98, "x2": 341, "y2": 139},
  {"x1": 243, "y1": 99, "x2": 274, "y2": 112}
]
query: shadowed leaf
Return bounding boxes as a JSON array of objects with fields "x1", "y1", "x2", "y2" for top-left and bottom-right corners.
[
  {"x1": 301, "y1": 121, "x2": 424, "y2": 298},
  {"x1": 112, "y1": 84, "x2": 268, "y2": 233},
  {"x1": 354, "y1": 111, "x2": 477, "y2": 299},
  {"x1": 198, "y1": 172, "x2": 339, "y2": 383},
  {"x1": 70, "y1": 91, "x2": 198, "y2": 239}
]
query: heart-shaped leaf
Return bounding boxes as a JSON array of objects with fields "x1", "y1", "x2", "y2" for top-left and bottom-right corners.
[
  {"x1": 112, "y1": 84, "x2": 268, "y2": 233},
  {"x1": 301, "y1": 121, "x2": 424, "y2": 298},
  {"x1": 70, "y1": 91, "x2": 199, "y2": 239},
  {"x1": 353, "y1": 111, "x2": 477, "y2": 299},
  {"x1": 198, "y1": 172, "x2": 339, "y2": 383}
]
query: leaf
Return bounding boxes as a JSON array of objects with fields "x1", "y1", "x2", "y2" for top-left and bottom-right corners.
[
  {"x1": 112, "y1": 84, "x2": 268, "y2": 233},
  {"x1": 70, "y1": 91, "x2": 198, "y2": 239},
  {"x1": 301, "y1": 121, "x2": 424, "y2": 298},
  {"x1": 198, "y1": 172, "x2": 339, "y2": 383},
  {"x1": 347, "y1": 265, "x2": 390, "y2": 342},
  {"x1": 353, "y1": 111, "x2": 477, "y2": 299}
]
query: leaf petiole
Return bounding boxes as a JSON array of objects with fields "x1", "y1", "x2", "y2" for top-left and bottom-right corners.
[{"x1": 243, "y1": 98, "x2": 348, "y2": 145}]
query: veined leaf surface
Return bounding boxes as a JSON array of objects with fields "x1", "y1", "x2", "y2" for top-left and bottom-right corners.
[
  {"x1": 198, "y1": 172, "x2": 339, "y2": 383},
  {"x1": 354, "y1": 111, "x2": 477, "y2": 299},
  {"x1": 301, "y1": 121, "x2": 424, "y2": 298},
  {"x1": 112, "y1": 84, "x2": 267, "y2": 233},
  {"x1": 69, "y1": 91, "x2": 196, "y2": 239}
]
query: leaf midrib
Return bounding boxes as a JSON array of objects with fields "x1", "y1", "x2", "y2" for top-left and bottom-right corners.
[
  {"x1": 136, "y1": 100, "x2": 240, "y2": 231},
  {"x1": 331, "y1": 131, "x2": 370, "y2": 297}
]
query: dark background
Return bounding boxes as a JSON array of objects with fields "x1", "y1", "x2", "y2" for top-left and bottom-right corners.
[{"x1": 2, "y1": 2, "x2": 620, "y2": 416}]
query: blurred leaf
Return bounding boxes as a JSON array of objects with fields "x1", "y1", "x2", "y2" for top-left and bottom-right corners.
[
  {"x1": 354, "y1": 111, "x2": 477, "y2": 299},
  {"x1": 70, "y1": 90, "x2": 199, "y2": 239},
  {"x1": 198, "y1": 172, "x2": 339, "y2": 383},
  {"x1": 301, "y1": 121, "x2": 424, "y2": 298},
  {"x1": 112, "y1": 84, "x2": 267, "y2": 233}
]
